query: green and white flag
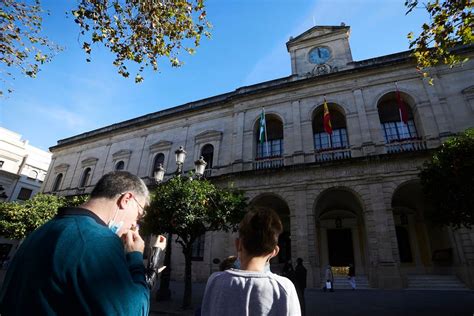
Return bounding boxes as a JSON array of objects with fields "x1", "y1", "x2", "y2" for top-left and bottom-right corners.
[{"x1": 259, "y1": 108, "x2": 266, "y2": 144}]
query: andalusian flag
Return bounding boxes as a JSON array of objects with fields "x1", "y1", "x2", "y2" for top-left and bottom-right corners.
[
  {"x1": 259, "y1": 108, "x2": 267, "y2": 143},
  {"x1": 323, "y1": 98, "x2": 333, "y2": 135}
]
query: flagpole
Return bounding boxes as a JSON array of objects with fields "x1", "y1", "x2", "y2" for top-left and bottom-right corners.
[{"x1": 395, "y1": 81, "x2": 403, "y2": 124}]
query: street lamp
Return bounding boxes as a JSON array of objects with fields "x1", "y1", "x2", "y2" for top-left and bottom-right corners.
[
  {"x1": 155, "y1": 146, "x2": 207, "y2": 301},
  {"x1": 194, "y1": 156, "x2": 207, "y2": 178}
]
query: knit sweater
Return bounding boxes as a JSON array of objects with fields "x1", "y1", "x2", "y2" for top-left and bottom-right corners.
[
  {"x1": 201, "y1": 269, "x2": 301, "y2": 316},
  {"x1": 0, "y1": 207, "x2": 149, "y2": 315}
]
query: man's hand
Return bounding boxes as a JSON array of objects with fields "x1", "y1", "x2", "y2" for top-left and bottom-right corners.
[
  {"x1": 153, "y1": 235, "x2": 167, "y2": 251},
  {"x1": 123, "y1": 228, "x2": 145, "y2": 254}
]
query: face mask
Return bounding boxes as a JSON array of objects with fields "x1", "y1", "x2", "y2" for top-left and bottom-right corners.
[
  {"x1": 108, "y1": 208, "x2": 124, "y2": 235},
  {"x1": 233, "y1": 258, "x2": 241, "y2": 269}
]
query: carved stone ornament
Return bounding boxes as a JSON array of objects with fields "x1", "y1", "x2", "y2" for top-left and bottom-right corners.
[{"x1": 310, "y1": 64, "x2": 338, "y2": 77}]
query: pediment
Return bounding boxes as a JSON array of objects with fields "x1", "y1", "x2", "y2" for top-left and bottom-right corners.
[
  {"x1": 112, "y1": 149, "x2": 132, "y2": 160},
  {"x1": 287, "y1": 25, "x2": 349, "y2": 47},
  {"x1": 54, "y1": 163, "x2": 70, "y2": 172},
  {"x1": 195, "y1": 130, "x2": 223, "y2": 143},
  {"x1": 81, "y1": 157, "x2": 98, "y2": 167},
  {"x1": 149, "y1": 140, "x2": 173, "y2": 152}
]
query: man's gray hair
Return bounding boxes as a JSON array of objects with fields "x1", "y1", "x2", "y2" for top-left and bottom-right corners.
[{"x1": 90, "y1": 171, "x2": 149, "y2": 200}]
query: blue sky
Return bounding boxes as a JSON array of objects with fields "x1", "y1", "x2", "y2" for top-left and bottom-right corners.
[{"x1": 0, "y1": 0, "x2": 429, "y2": 151}]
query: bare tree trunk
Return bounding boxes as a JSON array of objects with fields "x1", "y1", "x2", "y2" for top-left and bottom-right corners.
[{"x1": 182, "y1": 244, "x2": 193, "y2": 309}]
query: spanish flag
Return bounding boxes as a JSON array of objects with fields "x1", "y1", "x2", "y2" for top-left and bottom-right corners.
[{"x1": 323, "y1": 98, "x2": 333, "y2": 135}]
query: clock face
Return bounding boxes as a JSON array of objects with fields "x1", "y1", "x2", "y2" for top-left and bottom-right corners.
[{"x1": 308, "y1": 47, "x2": 331, "y2": 64}]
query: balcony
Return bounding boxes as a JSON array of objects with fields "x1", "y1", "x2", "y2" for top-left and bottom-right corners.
[
  {"x1": 385, "y1": 138, "x2": 427, "y2": 154},
  {"x1": 314, "y1": 147, "x2": 351, "y2": 162},
  {"x1": 253, "y1": 156, "x2": 284, "y2": 170}
]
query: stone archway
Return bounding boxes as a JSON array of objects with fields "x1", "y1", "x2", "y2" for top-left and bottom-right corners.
[
  {"x1": 392, "y1": 180, "x2": 457, "y2": 275},
  {"x1": 315, "y1": 188, "x2": 368, "y2": 279},
  {"x1": 250, "y1": 193, "x2": 291, "y2": 273}
]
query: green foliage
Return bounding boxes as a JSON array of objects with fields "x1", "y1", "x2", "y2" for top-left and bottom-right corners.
[
  {"x1": 143, "y1": 176, "x2": 247, "y2": 245},
  {"x1": 419, "y1": 128, "x2": 474, "y2": 229},
  {"x1": 71, "y1": 0, "x2": 211, "y2": 83},
  {"x1": 0, "y1": 194, "x2": 64, "y2": 239},
  {"x1": 406, "y1": 0, "x2": 473, "y2": 84},
  {"x1": 1, "y1": 0, "x2": 211, "y2": 95},
  {"x1": 0, "y1": 0, "x2": 63, "y2": 95},
  {"x1": 64, "y1": 194, "x2": 90, "y2": 207},
  {"x1": 0, "y1": 193, "x2": 90, "y2": 239}
]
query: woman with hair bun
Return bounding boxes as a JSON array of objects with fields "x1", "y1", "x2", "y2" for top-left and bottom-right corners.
[{"x1": 201, "y1": 208, "x2": 301, "y2": 316}]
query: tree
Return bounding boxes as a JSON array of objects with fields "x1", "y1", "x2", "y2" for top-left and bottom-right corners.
[
  {"x1": 406, "y1": 0, "x2": 473, "y2": 84},
  {"x1": 0, "y1": 193, "x2": 89, "y2": 239},
  {"x1": 419, "y1": 128, "x2": 474, "y2": 229},
  {"x1": 143, "y1": 176, "x2": 247, "y2": 309},
  {"x1": 1, "y1": 0, "x2": 211, "y2": 95}
]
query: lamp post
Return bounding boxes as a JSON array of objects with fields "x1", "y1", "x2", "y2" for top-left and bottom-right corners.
[{"x1": 154, "y1": 147, "x2": 207, "y2": 301}]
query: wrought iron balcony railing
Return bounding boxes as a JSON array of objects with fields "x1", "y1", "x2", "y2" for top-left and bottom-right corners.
[
  {"x1": 314, "y1": 148, "x2": 351, "y2": 162},
  {"x1": 253, "y1": 156, "x2": 284, "y2": 170}
]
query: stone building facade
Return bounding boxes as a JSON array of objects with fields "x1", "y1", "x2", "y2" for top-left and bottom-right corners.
[
  {"x1": 0, "y1": 126, "x2": 52, "y2": 263},
  {"x1": 44, "y1": 26, "x2": 474, "y2": 289}
]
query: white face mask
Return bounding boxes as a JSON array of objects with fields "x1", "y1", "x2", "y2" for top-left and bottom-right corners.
[{"x1": 108, "y1": 207, "x2": 124, "y2": 235}]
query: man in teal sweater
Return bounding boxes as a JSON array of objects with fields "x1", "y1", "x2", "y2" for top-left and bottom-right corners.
[{"x1": 0, "y1": 171, "x2": 166, "y2": 315}]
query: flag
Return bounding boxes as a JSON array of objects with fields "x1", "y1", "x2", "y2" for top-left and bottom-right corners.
[
  {"x1": 259, "y1": 108, "x2": 266, "y2": 143},
  {"x1": 323, "y1": 99, "x2": 333, "y2": 135},
  {"x1": 396, "y1": 87, "x2": 409, "y2": 124}
]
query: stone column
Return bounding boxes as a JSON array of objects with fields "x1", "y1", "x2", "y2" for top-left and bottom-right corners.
[
  {"x1": 422, "y1": 76, "x2": 452, "y2": 136},
  {"x1": 291, "y1": 100, "x2": 304, "y2": 164},
  {"x1": 352, "y1": 89, "x2": 376, "y2": 155},
  {"x1": 232, "y1": 111, "x2": 245, "y2": 172},
  {"x1": 364, "y1": 182, "x2": 403, "y2": 288}
]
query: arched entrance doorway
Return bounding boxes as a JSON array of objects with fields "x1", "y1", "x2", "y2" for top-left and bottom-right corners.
[
  {"x1": 392, "y1": 181, "x2": 457, "y2": 275},
  {"x1": 315, "y1": 188, "x2": 368, "y2": 278},
  {"x1": 250, "y1": 194, "x2": 291, "y2": 273}
]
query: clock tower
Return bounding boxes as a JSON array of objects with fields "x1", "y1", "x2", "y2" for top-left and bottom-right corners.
[{"x1": 286, "y1": 25, "x2": 353, "y2": 77}]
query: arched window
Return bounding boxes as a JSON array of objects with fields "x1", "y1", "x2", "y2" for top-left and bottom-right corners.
[
  {"x1": 52, "y1": 173, "x2": 63, "y2": 192},
  {"x1": 312, "y1": 104, "x2": 349, "y2": 151},
  {"x1": 256, "y1": 115, "x2": 283, "y2": 159},
  {"x1": 80, "y1": 168, "x2": 91, "y2": 188},
  {"x1": 378, "y1": 92, "x2": 418, "y2": 143},
  {"x1": 115, "y1": 161, "x2": 125, "y2": 170},
  {"x1": 151, "y1": 153, "x2": 165, "y2": 177},
  {"x1": 201, "y1": 144, "x2": 214, "y2": 169}
]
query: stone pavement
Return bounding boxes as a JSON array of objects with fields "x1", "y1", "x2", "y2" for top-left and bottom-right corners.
[{"x1": 150, "y1": 281, "x2": 474, "y2": 316}]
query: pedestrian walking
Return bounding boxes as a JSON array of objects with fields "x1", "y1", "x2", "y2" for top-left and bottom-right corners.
[
  {"x1": 324, "y1": 265, "x2": 334, "y2": 292},
  {"x1": 295, "y1": 258, "x2": 307, "y2": 315},
  {"x1": 201, "y1": 208, "x2": 301, "y2": 316},
  {"x1": 0, "y1": 171, "x2": 166, "y2": 315},
  {"x1": 348, "y1": 263, "x2": 356, "y2": 290}
]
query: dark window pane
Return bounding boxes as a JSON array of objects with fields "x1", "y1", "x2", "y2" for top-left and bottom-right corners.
[
  {"x1": 115, "y1": 161, "x2": 125, "y2": 170},
  {"x1": 17, "y1": 188, "x2": 33, "y2": 201},
  {"x1": 201, "y1": 144, "x2": 214, "y2": 168},
  {"x1": 80, "y1": 168, "x2": 91, "y2": 187},
  {"x1": 151, "y1": 153, "x2": 165, "y2": 177},
  {"x1": 52, "y1": 174, "x2": 63, "y2": 192},
  {"x1": 191, "y1": 234, "x2": 205, "y2": 261}
]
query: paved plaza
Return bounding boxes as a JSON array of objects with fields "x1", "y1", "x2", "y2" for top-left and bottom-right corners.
[{"x1": 150, "y1": 281, "x2": 474, "y2": 316}]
